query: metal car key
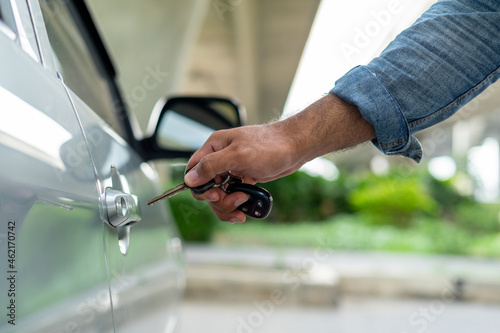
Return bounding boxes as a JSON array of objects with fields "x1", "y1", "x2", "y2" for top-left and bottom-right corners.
[
  {"x1": 147, "y1": 172, "x2": 273, "y2": 219},
  {"x1": 147, "y1": 179, "x2": 215, "y2": 205},
  {"x1": 148, "y1": 166, "x2": 220, "y2": 205}
]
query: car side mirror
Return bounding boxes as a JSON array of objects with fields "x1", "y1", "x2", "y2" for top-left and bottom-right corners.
[{"x1": 141, "y1": 96, "x2": 246, "y2": 160}]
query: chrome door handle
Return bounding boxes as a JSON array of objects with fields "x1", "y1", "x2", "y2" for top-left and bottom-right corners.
[{"x1": 100, "y1": 189, "x2": 142, "y2": 228}]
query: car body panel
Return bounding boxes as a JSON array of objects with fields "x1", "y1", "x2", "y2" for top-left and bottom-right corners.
[
  {"x1": 0, "y1": 28, "x2": 114, "y2": 332},
  {"x1": 0, "y1": 0, "x2": 184, "y2": 332}
]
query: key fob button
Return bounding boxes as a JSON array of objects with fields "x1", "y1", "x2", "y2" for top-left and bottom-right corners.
[{"x1": 226, "y1": 183, "x2": 272, "y2": 219}]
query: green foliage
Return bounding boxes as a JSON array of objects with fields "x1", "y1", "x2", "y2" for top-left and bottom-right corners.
[
  {"x1": 426, "y1": 176, "x2": 472, "y2": 214},
  {"x1": 166, "y1": 162, "x2": 500, "y2": 252},
  {"x1": 213, "y1": 166, "x2": 500, "y2": 257},
  {"x1": 166, "y1": 165, "x2": 219, "y2": 242},
  {"x1": 261, "y1": 171, "x2": 352, "y2": 222},
  {"x1": 410, "y1": 217, "x2": 472, "y2": 255},
  {"x1": 423, "y1": 173, "x2": 499, "y2": 235},
  {"x1": 214, "y1": 214, "x2": 500, "y2": 257},
  {"x1": 169, "y1": 191, "x2": 218, "y2": 242},
  {"x1": 348, "y1": 171, "x2": 438, "y2": 227},
  {"x1": 455, "y1": 203, "x2": 500, "y2": 234}
]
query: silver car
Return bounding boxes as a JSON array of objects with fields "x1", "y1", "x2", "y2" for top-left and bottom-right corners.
[{"x1": 0, "y1": 0, "x2": 242, "y2": 332}]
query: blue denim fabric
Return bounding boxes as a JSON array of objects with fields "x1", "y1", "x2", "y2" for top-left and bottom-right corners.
[{"x1": 331, "y1": 0, "x2": 500, "y2": 162}]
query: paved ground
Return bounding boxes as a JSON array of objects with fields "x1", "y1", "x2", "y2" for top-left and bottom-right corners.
[
  {"x1": 178, "y1": 297, "x2": 500, "y2": 333},
  {"x1": 179, "y1": 244, "x2": 500, "y2": 332},
  {"x1": 185, "y1": 244, "x2": 500, "y2": 282}
]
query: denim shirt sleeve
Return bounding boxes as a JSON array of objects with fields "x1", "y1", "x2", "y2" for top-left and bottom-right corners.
[{"x1": 331, "y1": 0, "x2": 500, "y2": 162}]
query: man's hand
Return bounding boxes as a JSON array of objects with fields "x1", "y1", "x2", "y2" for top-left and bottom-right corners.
[
  {"x1": 184, "y1": 124, "x2": 300, "y2": 223},
  {"x1": 184, "y1": 93, "x2": 375, "y2": 223}
]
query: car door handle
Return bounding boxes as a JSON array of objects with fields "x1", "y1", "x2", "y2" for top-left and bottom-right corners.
[{"x1": 100, "y1": 189, "x2": 142, "y2": 228}]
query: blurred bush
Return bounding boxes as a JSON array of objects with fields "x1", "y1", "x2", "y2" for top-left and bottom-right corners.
[
  {"x1": 169, "y1": 191, "x2": 219, "y2": 242},
  {"x1": 167, "y1": 165, "x2": 219, "y2": 242},
  {"x1": 455, "y1": 203, "x2": 500, "y2": 234},
  {"x1": 261, "y1": 171, "x2": 353, "y2": 221},
  {"x1": 167, "y1": 163, "x2": 500, "y2": 244},
  {"x1": 348, "y1": 170, "x2": 438, "y2": 227},
  {"x1": 347, "y1": 168, "x2": 500, "y2": 235}
]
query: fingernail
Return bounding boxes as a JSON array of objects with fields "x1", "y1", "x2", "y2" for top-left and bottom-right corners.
[
  {"x1": 184, "y1": 169, "x2": 199, "y2": 186},
  {"x1": 234, "y1": 197, "x2": 248, "y2": 207},
  {"x1": 230, "y1": 218, "x2": 240, "y2": 223}
]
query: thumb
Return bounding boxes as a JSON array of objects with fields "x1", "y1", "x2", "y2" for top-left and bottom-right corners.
[{"x1": 184, "y1": 149, "x2": 232, "y2": 187}]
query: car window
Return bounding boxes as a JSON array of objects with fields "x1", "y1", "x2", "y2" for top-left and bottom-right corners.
[
  {"x1": 38, "y1": 0, "x2": 123, "y2": 135},
  {"x1": 0, "y1": 0, "x2": 16, "y2": 34}
]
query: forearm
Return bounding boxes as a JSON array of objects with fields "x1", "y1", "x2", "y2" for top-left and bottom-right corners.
[{"x1": 277, "y1": 93, "x2": 375, "y2": 166}]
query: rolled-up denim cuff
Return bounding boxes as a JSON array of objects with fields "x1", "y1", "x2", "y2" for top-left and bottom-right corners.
[{"x1": 330, "y1": 65, "x2": 422, "y2": 163}]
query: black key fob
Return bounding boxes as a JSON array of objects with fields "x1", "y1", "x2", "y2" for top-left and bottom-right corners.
[
  {"x1": 226, "y1": 183, "x2": 273, "y2": 219},
  {"x1": 190, "y1": 179, "x2": 216, "y2": 195},
  {"x1": 185, "y1": 167, "x2": 216, "y2": 195}
]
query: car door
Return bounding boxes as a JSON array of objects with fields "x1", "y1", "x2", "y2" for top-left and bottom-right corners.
[
  {"x1": 0, "y1": 1, "x2": 115, "y2": 332},
  {"x1": 31, "y1": 0, "x2": 185, "y2": 332},
  {"x1": 0, "y1": 0, "x2": 184, "y2": 332}
]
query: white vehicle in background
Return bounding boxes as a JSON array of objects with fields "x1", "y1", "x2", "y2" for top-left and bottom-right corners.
[{"x1": 0, "y1": 0, "x2": 243, "y2": 332}]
